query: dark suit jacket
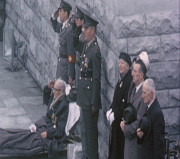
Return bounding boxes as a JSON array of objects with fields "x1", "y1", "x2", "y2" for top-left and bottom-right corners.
[
  {"x1": 108, "y1": 69, "x2": 132, "y2": 159},
  {"x1": 76, "y1": 37, "x2": 101, "y2": 110},
  {"x1": 138, "y1": 98, "x2": 165, "y2": 159}
]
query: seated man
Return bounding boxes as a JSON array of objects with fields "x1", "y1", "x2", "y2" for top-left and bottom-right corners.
[{"x1": 0, "y1": 78, "x2": 69, "y2": 157}]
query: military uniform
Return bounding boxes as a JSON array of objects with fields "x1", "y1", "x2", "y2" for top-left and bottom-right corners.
[
  {"x1": 73, "y1": 6, "x2": 89, "y2": 87},
  {"x1": 50, "y1": 1, "x2": 75, "y2": 83},
  {"x1": 76, "y1": 35, "x2": 101, "y2": 159}
]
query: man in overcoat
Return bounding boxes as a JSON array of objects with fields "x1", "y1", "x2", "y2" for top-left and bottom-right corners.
[
  {"x1": 120, "y1": 51, "x2": 150, "y2": 159},
  {"x1": 137, "y1": 78, "x2": 165, "y2": 159},
  {"x1": 106, "y1": 52, "x2": 132, "y2": 159},
  {"x1": 0, "y1": 79, "x2": 69, "y2": 157},
  {"x1": 76, "y1": 13, "x2": 101, "y2": 159},
  {"x1": 51, "y1": 0, "x2": 76, "y2": 85}
]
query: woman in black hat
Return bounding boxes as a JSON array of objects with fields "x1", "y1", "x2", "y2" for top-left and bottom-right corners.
[{"x1": 106, "y1": 52, "x2": 132, "y2": 159}]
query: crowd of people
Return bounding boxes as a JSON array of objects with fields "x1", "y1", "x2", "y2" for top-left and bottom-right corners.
[{"x1": 0, "y1": 0, "x2": 166, "y2": 159}]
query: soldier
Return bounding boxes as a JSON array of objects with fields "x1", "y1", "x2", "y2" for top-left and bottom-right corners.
[
  {"x1": 51, "y1": 0, "x2": 76, "y2": 85},
  {"x1": 76, "y1": 13, "x2": 101, "y2": 159},
  {"x1": 73, "y1": 6, "x2": 90, "y2": 87}
]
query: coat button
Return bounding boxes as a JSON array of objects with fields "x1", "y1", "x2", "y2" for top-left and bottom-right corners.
[
  {"x1": 87, "y1": 86, "x2": 90, "y2": 89},
  {"x1": 79, "y1": 77, "x2": 81, "y2": 80},
  {"x1": 80, "y1": 68, "x2": 82, "y2": 71}
]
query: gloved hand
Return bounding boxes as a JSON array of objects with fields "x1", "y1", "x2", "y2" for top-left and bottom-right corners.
[
  {"x1": 109, "y1": 112, "x2": 115, "y2": 125},
  {"x1": 106, "y1": 108, "x2": 112, "y2": 121}
]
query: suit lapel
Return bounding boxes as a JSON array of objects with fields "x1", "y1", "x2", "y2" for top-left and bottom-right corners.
[{"x1": 131, "y1": 85, "x2": 143, "y2": 104}]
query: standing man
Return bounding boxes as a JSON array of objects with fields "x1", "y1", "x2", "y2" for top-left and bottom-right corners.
[
  {"x1": 76, "y1": 13, "x2": 101, "y2": 159},
  {"x1": 137, "y1": 79, "x2": 165, "y2": 159},
  {"x1": 73, "y1": 6, "x2": 88, "y2": 87},
  {"x1": 51, "y1": 0, "x2": 76, "y2": 85},
  {"x1": 106, "y1": 52, "x2": 132, "y2": 159},
  {"x1": 120, "y1": 51, "x2": 149, "y2": 159}
]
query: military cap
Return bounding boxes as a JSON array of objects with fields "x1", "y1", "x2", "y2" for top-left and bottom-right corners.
[
  {"x1": 59, "y1": 0, "x2": 72, "y2": 11},
  {"x1": 119, "y1": 52, "x2": 132, "y2": 67},
  {"x1": 83, "y1": 13, "x2": 99, "y2": 28},
  {"x1": 75, "y1": 6, "x2": 84, "y2": 18}
]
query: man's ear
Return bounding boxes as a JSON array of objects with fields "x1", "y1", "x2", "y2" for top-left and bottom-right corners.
[{"x1": 150, "y1": 89, "x2": 154, "y2": 98}]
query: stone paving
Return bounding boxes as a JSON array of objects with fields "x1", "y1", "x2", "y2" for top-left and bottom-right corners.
[
  {"x1": 0, "y1": 42, "x2": 47, "y2": 130},
  {"x1": 0, "y1": 42, "x2": 67, "y2": 159}
]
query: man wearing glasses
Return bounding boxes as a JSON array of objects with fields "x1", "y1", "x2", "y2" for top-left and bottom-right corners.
[{"x1": 0, "y1": 78, "x2": 69, "y2": 158}]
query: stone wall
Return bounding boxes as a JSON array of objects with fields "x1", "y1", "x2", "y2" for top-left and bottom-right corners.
[
  {"x1": 0, "y1": 0, "x2": 6, "y2": 41},
  {"x1": 5, "y1": 0, "x2": 180, "y2": 158}
]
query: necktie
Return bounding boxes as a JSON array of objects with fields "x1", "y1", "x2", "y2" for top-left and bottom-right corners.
[{"x1": 132, "y1": 88, "x2": 136, "y2": 98}]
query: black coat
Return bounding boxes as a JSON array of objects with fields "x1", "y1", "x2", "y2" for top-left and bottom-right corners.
[
  {"x1": 76, "y1": 37, "x2": 101, "y2": 110},
  {"x1": 108, "y1": 69, "x2": 132, "y2": 159},
  {"x1": 42, "y1": 85, "x2": 69, "y2": 140},
  {"x1": 138, "y1": 98, "x2": 165, "y2": 159},
  {"x1": 0, "y1": 86, "x2": 69, "y2": 157}
]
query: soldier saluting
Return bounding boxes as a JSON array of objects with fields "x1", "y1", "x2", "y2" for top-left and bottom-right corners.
[
  {"x1": 76, "y1": 13, "x2": 101, "y2": 159},
  {"x1": 51, "y1": 0, "x2": 76, "y2": 85},
  {"x1": 73, "y1": 6, "x2": 90, "y2": 87}
]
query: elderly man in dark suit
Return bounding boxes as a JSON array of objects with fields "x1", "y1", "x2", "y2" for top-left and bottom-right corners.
[
  {"x1": 0, "y1": 78, "x2": 69, "y2": 157},
  {"x1": 51, "y1": 0, "x2": 76, "y2": 85},
  {"x1": 106, "y1": 52, "x2": 132, "y2": 159},
  {"x1": 76, "y1": 13, "x2": 101, "y2": 159},
  {"x1": 137, "y1": 78, "x2": 165, "y2": 159},
  {"x1": 120, "y1": 51, "x2": 150, "y2": 159}
]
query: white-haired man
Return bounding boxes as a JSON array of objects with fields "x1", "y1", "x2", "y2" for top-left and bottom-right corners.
[
  {"x1": 137, "y1": 79, "x2": 165, "y2": 159},
  {"x1": 0, "y1": 78, "x2": 69, "y2": 158}
]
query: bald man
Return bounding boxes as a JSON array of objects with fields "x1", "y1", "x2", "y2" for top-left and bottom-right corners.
[{"x1": 137, "y1": 79, "x2": 165, "y2": 159}]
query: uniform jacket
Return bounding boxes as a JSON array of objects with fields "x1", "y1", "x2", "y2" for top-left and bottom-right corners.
[
  {"x1": 138, "y1": 98, "x2": 165, "y2": 159},
  {"x1": 108, "y1": 69, "x2": 132, "y2": 159},
  {"x1": 51, "y1": 18, "x2": 76, "y2": 80},
  {"x1": 124, "y1": 84, "x2": 147, "y2": 159},
  {"x1": 76, "y1": 37, "x2": 101, "y2": 110}
]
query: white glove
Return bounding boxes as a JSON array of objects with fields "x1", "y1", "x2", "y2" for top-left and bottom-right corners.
[
  {"x1": 29, "y1": 124, "x2": 36, "y2": 132},
  {"x1": 109, "y1": 112, "x2": 115, "y2": 125},
  {"x1": 106, "y1": 108, "x2": 112, "y2": 121}
]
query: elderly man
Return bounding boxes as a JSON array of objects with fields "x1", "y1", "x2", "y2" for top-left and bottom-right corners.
[
  {"x1": 106, "y1": 52, "x2": 132, "y2": 159},
  {"x1": 0, "y1": 79, "x2": 69, "y2": 157},
  {"x1": 137, "y1": 79, "x2": 165, "y2": 159},
  {"x1": 120, "y1": 51, "x2": 149, "y2": 159},
  {"x1": 76, "y1": 13, "x2": 101, "y2": 159},
  {"x1": 51, "y1": 0, "x2": 76, "y2": 85}
]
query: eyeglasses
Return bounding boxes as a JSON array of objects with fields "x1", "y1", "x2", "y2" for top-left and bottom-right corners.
[{"x1": 53, "y1": 87, "x2": 61, "y2": 92}]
